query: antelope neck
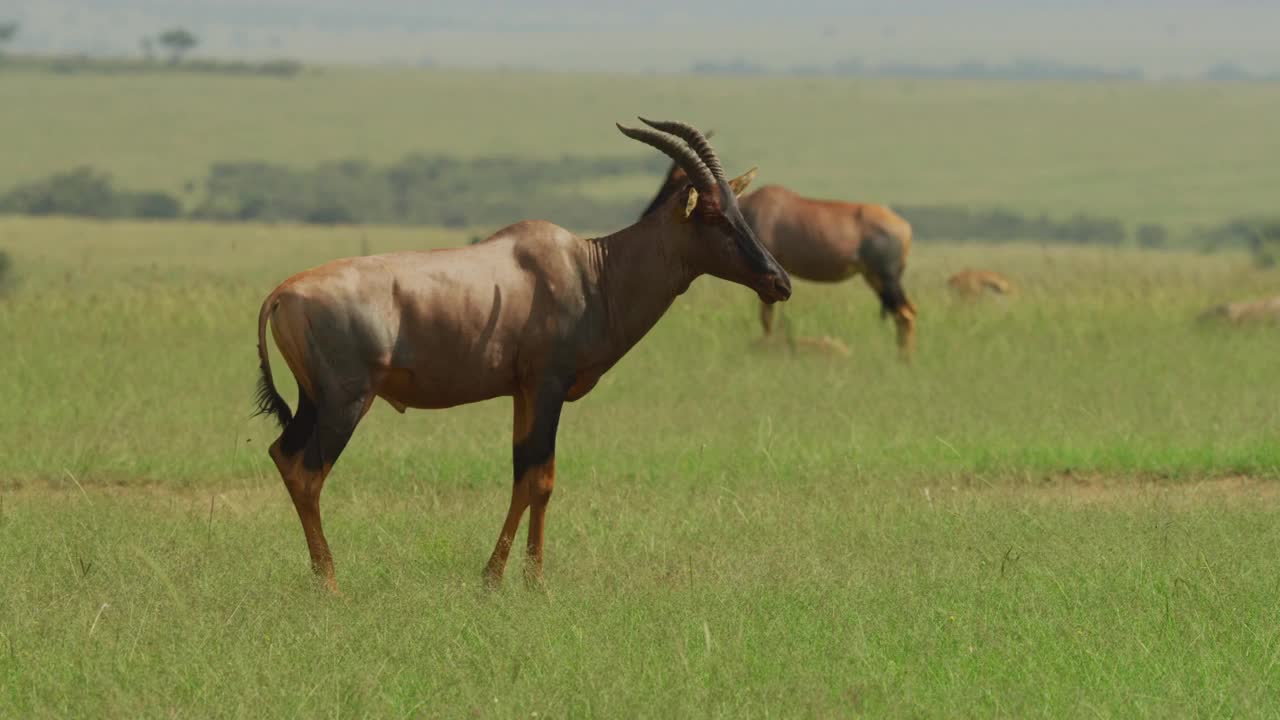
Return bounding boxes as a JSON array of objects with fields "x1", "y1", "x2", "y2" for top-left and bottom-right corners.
[{"x1": 587, "y1": 212, "x2": 700, "y2": 356}]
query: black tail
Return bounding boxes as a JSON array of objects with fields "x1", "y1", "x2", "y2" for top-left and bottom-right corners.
[
  {"x1": 874, "y1": 272, "x2": 912, "y2": 320},
  {"x1": 858, "y1": 227, "x2": 914, "y2": 321},
  {"x1": 253, "y1": 370, "x2": 293, "y2": 429},
  {"x1": 253, "y1": 292, "x2": 293, "y2": 429}
]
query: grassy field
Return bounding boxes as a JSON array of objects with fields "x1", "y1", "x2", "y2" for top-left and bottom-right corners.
[
  {"x1": 2, "y1": 216, "x2": 1279, "y2": 716},
  {"x1": 4, "y1": 67, "x2": 1280, "y2": 227}
]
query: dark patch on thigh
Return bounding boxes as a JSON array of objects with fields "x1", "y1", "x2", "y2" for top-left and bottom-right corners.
[
  {"x1": 857, "y1": 230, "x2": 904, "y2": 277},
  {"x1": 301, "y1": 395, "x2": 366, "y2": 472},
  {"x1": 295, "y1": 324, "x2": 374, "y2": 472},
  {"x1": 279, "y1": 383, "x2": 318, "y2": 458}
]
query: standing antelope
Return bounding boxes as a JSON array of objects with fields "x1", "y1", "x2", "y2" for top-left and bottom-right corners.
[
  {"x1": 253, "y1": 119, "x2": 790, "y2": 593},
  {"x1": 642, "y1": 157, "x2": 916, "y2": 360}
]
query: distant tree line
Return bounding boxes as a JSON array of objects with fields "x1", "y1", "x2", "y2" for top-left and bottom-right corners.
[
  {"x1": 0, "y1": 247, "x2": 12, "y2": 296},
  {"x1": 0, "y1": 167, "x2": 182, "y2": 219},
  {"x1": 1199, "y1": 218, "x2": 1280, "y2": 268},
  {"x1": 4, "y1": 54, "x2": 303, "y2": 77},
  {"x1": 187, "y1": 154, "x2": 668, "y2": 229},
  {"x1": 0, "y1": 24, "x2": 302, "y2": 77},
  {"x1": 692, "y1": 57, "x2": 1280, "y2": 84},
  {"x1": 898, "y1": 207, "x2": 1278, "y2": 266},
  {"x1": 694, "y1": 57, "x2": 1144, "y2": 82},
  {"x1": 2, "y1": 157, "x2": 1277, "y2": 265},
  {"x1": 0, "y1": 153, "x2": 668, "y2": 230},
  {"x1": 1200, "y1": 63, "x2": 1280, "y2": 83},
  {"x1": 894, "y1": 205, "x2": 1130, "y2": 246}
]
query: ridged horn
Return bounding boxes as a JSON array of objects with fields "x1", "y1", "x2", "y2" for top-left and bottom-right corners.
[
  {"x1": 638, "y1": 117, "x2": 725, "y2": 182},
  {"x1": 616, "y1": 122, "x2": 716, "y2": 196}
]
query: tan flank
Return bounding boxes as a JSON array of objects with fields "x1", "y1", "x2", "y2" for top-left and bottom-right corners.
[
  {"x1": 1198, "y1": 295, "x2": 1280, "y2": 324},
  {"x1": 947, "y1": 269, "x2": 1015, "y2": 300}
]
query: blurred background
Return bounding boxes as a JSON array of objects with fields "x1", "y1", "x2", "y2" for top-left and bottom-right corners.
[
  {"x1": 2, "y1": 0, "x2": 1279, "y2": 248},
  {"x1": 10, "y1": 1, "x2": 1280, "y2": 77}
]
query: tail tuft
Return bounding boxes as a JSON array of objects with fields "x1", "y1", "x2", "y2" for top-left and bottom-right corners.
[
  {"x1": 253, "y1": 291, "x2": 292, "y2": 429},
  {"x1": 253, "y1": 368, "x2": 293, "y2": 429}
]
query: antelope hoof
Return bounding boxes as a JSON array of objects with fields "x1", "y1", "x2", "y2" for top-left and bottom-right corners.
[
  {"x1": 482, "y1": 566, "x2": 504, "y2": 591},
  {"x1": 523, "y1": 567, "x2": 547, "y2": 593},
  {"x1": 313, "y1": 575, "x2": 343, "y2": 597}
]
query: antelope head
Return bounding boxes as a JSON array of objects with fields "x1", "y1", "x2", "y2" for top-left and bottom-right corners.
[{"x1": 618, "y1": 118, "x2": 791, "y2": 304}]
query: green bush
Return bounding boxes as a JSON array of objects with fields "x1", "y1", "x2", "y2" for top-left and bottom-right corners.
[
  {"x1": 127, "y1": 191, "x2": 183, "y2": 219},
  {"x1": 188, "y1": 153, "x2": 665, "y2": 230},
  {"x1": 0, "y1": 167, "x2": 181, "y2": 220},
  {"x1": 1251, "y1": 221, "x2": 1280, "y2": 269},
  {"x1": 1136, "y1": 223, "x2": 1169, "y2": 249},
  {"x1": 895, "y1": 204, "x2": 1129, "y2": 245},
  {"x1": 0, "y1": 167, "x2": 119, "y2": 217},
  {"x1": 1202, "y1": 217, "x2": 1280, "y2": 267},
  {"x1": 0, "y1": 248, "x2": 13, "y2": 295}
]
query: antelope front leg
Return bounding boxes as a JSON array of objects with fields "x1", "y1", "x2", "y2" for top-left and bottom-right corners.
[
  {"x1": 523, "y1": 455, "x2": 557, "y2": 588},
  {"x1": 483, "y1": 482, "x2": 530, "y2": 589},
  {"x1": 484, "y1": 378, "x2": 565, "y2": 589}
]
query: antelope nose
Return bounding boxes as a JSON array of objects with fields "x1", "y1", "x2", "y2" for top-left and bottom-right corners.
[{"x1": 773, "y1": 274, "x2": 792, "y2": 301}]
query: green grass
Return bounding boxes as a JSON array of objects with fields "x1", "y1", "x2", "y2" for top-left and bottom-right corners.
[
  {"x1": 7, "y1": 479, "x2": 1280, "y2": 717},
  {"x1": 3, "y1": 67, "x2": 1280, "y2": 227},
  {"x1": 2, "y1": 217, "x2": 1280, "y2": 716}
]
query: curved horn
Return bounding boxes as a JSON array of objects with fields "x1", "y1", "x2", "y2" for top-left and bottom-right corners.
[
  {"x1": 639, "y1": 118, "x2": 725, "y2": 182},
  {"x1": 616, "y1": 122, "x2": 716, "y2": 195}
]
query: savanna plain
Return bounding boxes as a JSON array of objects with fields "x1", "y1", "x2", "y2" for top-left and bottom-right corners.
[{"x1": 2, "y1": 68, "x2": 1280, "y2": 718}]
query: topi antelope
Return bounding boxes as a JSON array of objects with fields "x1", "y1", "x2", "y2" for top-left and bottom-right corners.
[
  {"x1": 253, "y1": 119, "x2": 790, "y2": 593},
  {"x1": 642, "y1": 155, "x2": 916, "y2": 360},
  {"x1": 947, "y1": 269, "x2": 1014, "y2": 300},
  {"x1": 1197, "y1": 295, "x2": 1280, "y2": 325}
]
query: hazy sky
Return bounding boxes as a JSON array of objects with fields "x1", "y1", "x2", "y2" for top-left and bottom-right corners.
[{"x1": 7, "y1": 1, "x2": 1280, "y2": 77}]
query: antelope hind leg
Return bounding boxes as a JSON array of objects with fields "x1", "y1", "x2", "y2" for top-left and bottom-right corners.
[{"x1": 271, "y1": 387, "x2": 370, "y2": 595}]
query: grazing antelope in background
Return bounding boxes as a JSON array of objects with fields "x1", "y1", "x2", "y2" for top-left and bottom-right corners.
[
  {"x1": 253, "y1": 119, "x2": 790, "y2": 593},
  {"x1": 947, "y1": 269, "x2": 1015, "y2": 300},
  {"x1": 1197, "y1": 295, "x2": 1280, "y2": 324},
  {"x1": 642, "y1": 156, "x2": 916, "y2": 360}
]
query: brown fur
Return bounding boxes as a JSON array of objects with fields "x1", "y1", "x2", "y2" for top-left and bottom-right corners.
[
  {"x1": 947, "y1": 269, "x2": 1014, "y2": 300},
  {"x1": 1198, "y1": 295, "x2": 1280, "y2": 324},
  {"x1": 254, "y1": 121, "x2": 789, "y2": 592},
  {"x1": 643, "y1": 164, "x2": 916, "y2": 361}
]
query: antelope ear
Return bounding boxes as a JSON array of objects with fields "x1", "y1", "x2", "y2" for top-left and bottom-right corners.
[
  {"x1": 728, "y1": 166, "x2": 758, "y2": 197},
  {"x1": 672, "y1": 185, "x2": 698, "y2": 223}
]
